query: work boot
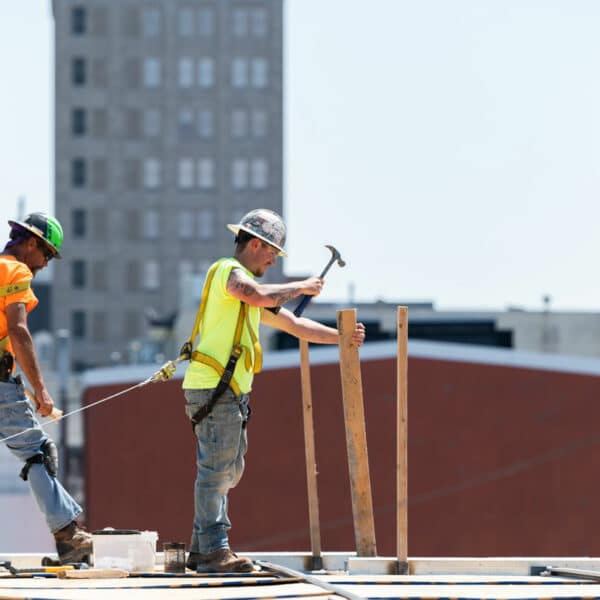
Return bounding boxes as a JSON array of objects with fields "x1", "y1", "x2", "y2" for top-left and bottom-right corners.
[
  {"x1": 187, "y1": 548, "x2": 255, "y2": 573},
  {"x1": 53, "y1": 521, "x2": 92, "y2": 565}
]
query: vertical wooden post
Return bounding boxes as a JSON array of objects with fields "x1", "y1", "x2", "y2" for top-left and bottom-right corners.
[
  {"x1": 396, "y1": 306, "x2": 409, "y2": 573},
  {"x1": 337, "y1": 308, "x2": 377, "y2": 557},
  {"x1": 299, "y1": 339, "x2": 322, "y2": 570}
]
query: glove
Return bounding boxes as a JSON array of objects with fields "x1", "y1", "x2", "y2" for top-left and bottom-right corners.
[
  {"x1": 178, "y1": 341, "x2": 193, "y2": 361},
  {"x1": 152, "y1": 361, "x2": 177, "y2": 383}
]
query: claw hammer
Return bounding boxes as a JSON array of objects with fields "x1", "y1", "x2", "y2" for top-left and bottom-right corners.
[{"x1": 293, "y1": 245, "x2": 346, "y2": 317}]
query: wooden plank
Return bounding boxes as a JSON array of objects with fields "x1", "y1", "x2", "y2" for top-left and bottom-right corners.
[
  {"x1": 396, "y1": 306, "x2": 409, "y2": 566},
  {"x1": 336, "y1": 309, "x2": 377, "y2": 557},
  {"x1": 299, "y1": 339, "x2": 322, "y2": 565}
]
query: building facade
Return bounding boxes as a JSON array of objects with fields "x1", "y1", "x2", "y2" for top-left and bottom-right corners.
[{"x1": 51, "y1": 0, "x2": 283, "y2": 369}]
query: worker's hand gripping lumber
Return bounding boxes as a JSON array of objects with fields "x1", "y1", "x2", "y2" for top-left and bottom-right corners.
[
  {"x1": 24, "y1": 388, "x2": 63, "y2": 421},
  {"x1": 293, "y1": 245, "x2": 345, "y2": 317}
]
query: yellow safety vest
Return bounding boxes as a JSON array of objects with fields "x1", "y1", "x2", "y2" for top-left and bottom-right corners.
[{"x1": 184, "y1": 259, "x2": 262, "y2": 395}]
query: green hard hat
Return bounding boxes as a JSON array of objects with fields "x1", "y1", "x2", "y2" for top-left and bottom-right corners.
[{"x1": 8, "y1": 212, "x2": 64, "y2": 259}]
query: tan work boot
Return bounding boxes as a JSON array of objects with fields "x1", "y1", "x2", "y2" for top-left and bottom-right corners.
[
  {"x1": 53, "y1": 521, "x2": 92, "y2": 565},
  {"x1": 190, "y1": 548, "x2": 255, "y2": 573}
]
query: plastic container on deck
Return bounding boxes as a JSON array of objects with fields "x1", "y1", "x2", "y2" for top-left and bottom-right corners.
[{"x1": 91, "y1": 528, "x2": 158, "y2": 572}]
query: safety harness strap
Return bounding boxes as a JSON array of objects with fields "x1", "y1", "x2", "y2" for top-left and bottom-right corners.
[{"x1": 186, "y1": 261, "x2": 261, "y2": 429}]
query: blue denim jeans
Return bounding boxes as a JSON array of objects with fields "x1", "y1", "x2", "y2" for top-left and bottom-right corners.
[
  {"x1": 0, "y1": 378, "x2": 82, "y2": 533},
  {"x1": 184, "y1": 388, "x2": 249, "y2": 554}
]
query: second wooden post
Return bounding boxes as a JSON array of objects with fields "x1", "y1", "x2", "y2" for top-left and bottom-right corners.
[{"x1": 337, "y1": 308, "x2": 377, "y2": 557}]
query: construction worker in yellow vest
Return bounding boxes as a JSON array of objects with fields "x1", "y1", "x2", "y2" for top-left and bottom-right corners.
[
  {"x1": 181, "y1": 208, "x2": 365, "y2": 573},
  {"x1": 0, "y1": 213, "x2": 92, "y2": 564}
]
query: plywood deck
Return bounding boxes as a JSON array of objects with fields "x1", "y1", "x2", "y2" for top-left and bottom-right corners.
[{"x1": 3, "y1": 556, "x2": 600, "y2": 600}]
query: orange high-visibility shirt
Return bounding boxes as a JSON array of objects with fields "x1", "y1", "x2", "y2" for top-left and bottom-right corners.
[{"x1": 0, "y1": 255, "x2": 39, "y2": 358}]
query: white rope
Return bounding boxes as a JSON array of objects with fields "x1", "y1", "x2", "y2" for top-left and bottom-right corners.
[{"x1": 0, "y1": 359, "x2": 181, "y2": 445}]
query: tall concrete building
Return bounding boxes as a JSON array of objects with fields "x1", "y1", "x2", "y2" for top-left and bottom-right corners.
[{"x1": 51, "y1": 0, "x2": 283, "y2": 369}]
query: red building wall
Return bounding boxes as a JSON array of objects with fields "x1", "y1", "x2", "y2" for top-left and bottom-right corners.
[{"x1": 83, "y1": 354, "x2": 600, "y2": 556}]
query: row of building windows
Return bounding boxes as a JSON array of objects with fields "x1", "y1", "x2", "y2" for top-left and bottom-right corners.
[
  {"x1": 71, "y1": 5, "x2": 269, "y2": 38},
  {"x1": 69, "y1": 253, "x2": 213, "y2": 293},
  {"x1": 70, "y1": 309, "x2": 141, "y2": 341},
  {"x1": 71, "y1": 208, "x2": 228, "y2": 241},
  {"x1": 70, "y1": 157, "x2": 270, "y2": 190},
  {"x1": 71, "y1": 56, "x2": 270, "y2": 89},
  {"x1": 71, "y1": 107, "x2": 269, "y2": 140}
]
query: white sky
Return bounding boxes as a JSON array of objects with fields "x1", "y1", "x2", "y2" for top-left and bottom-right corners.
[{"x1": 1, "y1": 1, "x2": 599, "y2": 311}]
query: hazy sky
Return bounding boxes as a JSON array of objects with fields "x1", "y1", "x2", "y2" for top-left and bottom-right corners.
[{"x1": 1, "y1": 1, "x2": 599, "y2": 311}]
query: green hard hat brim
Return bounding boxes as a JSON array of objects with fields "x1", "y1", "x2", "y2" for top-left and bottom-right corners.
[{"x1": 8, "y1": 219, "x2": 62, "y2": 259}]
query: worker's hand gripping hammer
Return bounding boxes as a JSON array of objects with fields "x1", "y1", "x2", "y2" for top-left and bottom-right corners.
[{"x1": 293, "y1": 245, "x2": 346, "y2": 317}]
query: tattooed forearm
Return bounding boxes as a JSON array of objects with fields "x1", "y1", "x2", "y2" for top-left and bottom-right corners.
[
  {"x1": 265, "y1": 289, "x2": 298, "y2": 306},
  {"x1": 231, "y1": 279, "x2": 258, "y2": 297}
]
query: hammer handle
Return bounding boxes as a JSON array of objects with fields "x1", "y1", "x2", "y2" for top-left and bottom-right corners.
[{"x1": 293, "y1": 295, "x2": 312, "y2": 317}]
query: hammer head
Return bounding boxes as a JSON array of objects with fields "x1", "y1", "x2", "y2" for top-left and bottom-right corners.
[{"x1": 325, "y1": 244, "x2": 346, "y2": 268}]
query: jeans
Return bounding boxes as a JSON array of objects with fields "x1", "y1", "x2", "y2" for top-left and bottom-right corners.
[
  {"x1": 0, "y1": 378, "x2": 82, "y2": 533},
  {"x1": 184, "y1": 388, "x2": 249, "y2": 554}
]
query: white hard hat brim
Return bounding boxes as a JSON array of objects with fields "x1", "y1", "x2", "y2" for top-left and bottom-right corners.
[{"x1": 227, "y1": 223, "x2": 287, "y2": 257}]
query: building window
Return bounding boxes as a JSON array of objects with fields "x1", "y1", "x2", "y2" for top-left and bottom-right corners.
[
  {"x1": 126, "y1": 261, "x2": 140, "y2": 291},
  {"x1": 71, "y1": 108, "x2": 87, "y2": 136},
  {"x1": 251, "y1": 159, "x2": 268, "y2": 189},
  {"x1": 71, "y1": 158, "x2": 86, "y2": 188},
  {"x1": 252, "y1": 8, "x2": 268, "y2": 36},
  {"x1": 178, "y1": 158, "x2": 194, "y2": 189},
  {"x1": 143, "y1": 109, "x2": 161, "y2": 137},
  {"x1": 72, "y1": 209, "x2": 86, "y2": 238},
  {"x1": 143, "y1": 58, "x2": 161, "y2": 87},
  {"x1": 178, "y1": 210, "x2": 194, "y2": 240},
  {"x1": 197, "y1": 159, "x2": 215, "y2": 189},
  {"x1": 92, "y1": 311, "x2": 107, "y2": 342},
  {"x1": 143, "y1": 158, "x2": 161, "y2": 189},
  {"x1": 178, "y1": 57, "x2": 194, "y2": 88},
  {"x1": 91, "y1": 158, "x2": 107, "y2": 190},
  {"x1": 252, "y1": 110, "x2": 268, "y2": 137},
  {"x1": 142, "y1": 210, "x2": 160, "y2": 239},
  {"x1": 232, "y1": 9, "x2": 248, "y2": 36},
  {"x1": 124, "y1": 310, "x2": 140, "y2": 340},
  {"x1": 251, "y1": 58, "x2": 268, "y2": 88},
  {"x1": 91, "y1": 58, "x2": 108, "y2": 87},
  {"x1": 232, "y1": 159, "x2": 248, "y2": 189},
  {"x1": 197, "y1": 208, "x2": 214, "y2": 240},
  {"x1": 197, "y1": 8, "x2": 214, "y2": 35},
  {"x1": 231, "y1": 58, "x2": 248, "y2": 88},
  {"x1": 231, "y1": 110, "x2": 247, "y2": 138},
  {"x1": 178, "y1": 109, "x2": 194, "y2": 139},
  {"x1": 72, "y1": 310, "x2": 87, "y2": 339},
  {"x1": 178, "y1": 8, "x2": 194, "y2": 36},
  {"x1": 143, "y1": 261, "x2": 160, "y2": 290},
  {"x1": 142, "y1": 8, "x2": 161, "y2": 37},
  {"x1": 197, "y1": 58, "x2": 214, "y2": 88},
  {"x1": 197, "y1": 110, "x2": 214, "y2": 138},
  {"x1": 92, "y1": 261, "x2": 107, "y2": 290},
  {"x1": 71, "y1": 6, "x2": 87, "y2": 35},
  {"x1": 72, "y1": 58, "x2": 86, "y2": 85},
  {"x1": 72, "y1": 260, "x2": 86, "y2": 288},
  {"x1": 91, "y1": 109, "x2": 107, "y2": 136}
]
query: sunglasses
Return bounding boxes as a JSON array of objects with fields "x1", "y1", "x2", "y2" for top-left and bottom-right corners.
[{"x1": 36, "y1": 239, "x2": 55, "y2": 262}]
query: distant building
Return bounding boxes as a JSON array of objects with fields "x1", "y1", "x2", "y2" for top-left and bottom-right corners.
[{"x1": 51, "y1": 0, "x2": 284, "y2": 370}]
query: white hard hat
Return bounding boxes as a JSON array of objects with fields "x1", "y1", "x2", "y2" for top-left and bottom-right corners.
[{"x1": 227, "y1": 209, "x2": 287, "y2": 257}]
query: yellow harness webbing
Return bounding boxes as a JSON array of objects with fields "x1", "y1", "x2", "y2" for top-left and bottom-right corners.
[
  {"x1": 0, "y1": 281, "x2": 31, "y2": 352},
  {"x1": 187, "y1": 261, "x2": 262, "y2": 395}
]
